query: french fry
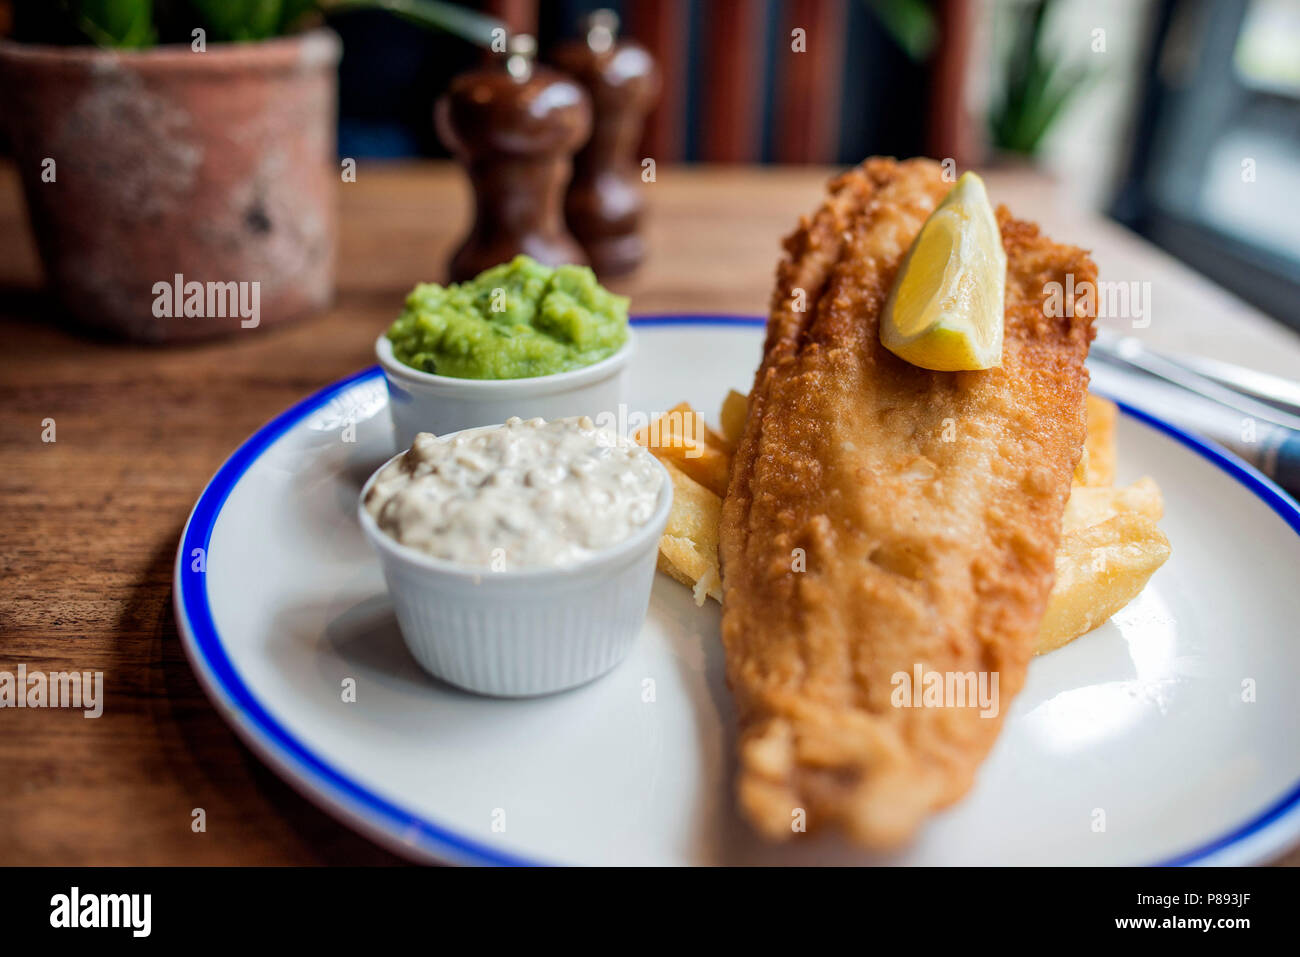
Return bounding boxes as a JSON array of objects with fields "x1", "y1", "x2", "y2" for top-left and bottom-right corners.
[
  {"x1": 719, "y1": 389, "x2": 749, "y2": 449},
  {"x1": 634, "y1": 402, "x2": 732, "y2": 496},
  {"x1": 1035, "y1": 477, "x2": 1169, "y2": 652},
  {"x1": 1080, "y1": 393, "x2": 1118, "y2": 486},
  {"x1": 654, "y1": 460, "x2": 723, "y2": 605},
  {"x1": 1063, "y1": 476, "x2": 1163, "y2": 532},
  {"x1": 1036, "y1": 510, "x2": 1172, "y2": 654},
  {"x1": 1073, "y1": 445, "x2": 1090, "y2": 484}
]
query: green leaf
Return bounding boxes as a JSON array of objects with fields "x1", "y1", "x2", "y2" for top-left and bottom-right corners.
[
  {"x1": 989, "y1": 0, "x2": 1098, "y2": 155},
  {"x1": 72, "y1": 0, "x2": 156, "y2": 48},
  {"x1": 321, "y1": 0, "x2": 503, "y2": 49},
  {"x1": 861, "y1": 0, "x2": 938, "y2": 61},
  {"x1": 187, "y1": 0, "x2": 285, "y2": 42},
  {"x1": 1024, "y1": 66, "x2": 1092, "y2": 151},
  {"x1": 42, "y1": 0, "x2": 501, "y2": 47}
]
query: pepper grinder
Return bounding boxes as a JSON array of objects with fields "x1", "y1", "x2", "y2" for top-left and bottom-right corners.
[
  {"x1": 435, "y1": 35, "x2": 592, "y2": 282},
  {"x1": 551, "y1": 10, "x2": 660, "y2": 277}
]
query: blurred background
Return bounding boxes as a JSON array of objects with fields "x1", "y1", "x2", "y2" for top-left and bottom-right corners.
[
  {"x1": 1, "y1": 0, "x2": 1298, "y2": 329},
  {"x1": 229, "y1": 0, "x2": 1300, "y2": 331}
]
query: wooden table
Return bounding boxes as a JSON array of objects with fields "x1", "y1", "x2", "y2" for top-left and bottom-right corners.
[{"x1": 2, "y1": 160, "x2": 1298, "y2": 865}]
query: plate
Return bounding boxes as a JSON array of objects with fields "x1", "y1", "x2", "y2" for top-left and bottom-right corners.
[{"x1": 174, "y1": 316, "x2": 1300, "y2": 865}]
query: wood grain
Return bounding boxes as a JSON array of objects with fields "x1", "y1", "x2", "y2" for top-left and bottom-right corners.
[{"x1": 0, "y1": 159, "x2": 1297, "y2": 865}]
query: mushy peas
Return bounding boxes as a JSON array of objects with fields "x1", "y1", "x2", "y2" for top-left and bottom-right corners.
[{"x1": 385, "y1": 256, "x2": 629, "y2": 380}]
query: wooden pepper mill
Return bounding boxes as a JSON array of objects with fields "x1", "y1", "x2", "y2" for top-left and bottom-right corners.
[
  {"x1": 435, "y1": 35, "x2": 592, "y2": 282},
  {"x1": 552, "y1": 10, "x2": 660, "y2": 277}
]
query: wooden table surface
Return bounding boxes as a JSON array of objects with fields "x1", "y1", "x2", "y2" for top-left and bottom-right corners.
[{"x1": 2, "y1": 160, "x2": 1297, "y2": 865}]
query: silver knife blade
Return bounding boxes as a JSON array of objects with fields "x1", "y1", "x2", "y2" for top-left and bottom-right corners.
[
  {"x1": 1090, "y1": 329, "x2": 1300, "y2": 433},
  {"x1": 1171, "y1": 353, "x2": 1300, "y2": 417}
]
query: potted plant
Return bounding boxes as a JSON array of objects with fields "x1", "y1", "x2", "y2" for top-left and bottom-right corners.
[
  {"x1": 0, "y1": 0, "x2": 497, "y2": 342},
  {"x1": 988, "y1": 0, "x2": 1096, "y2": 160}
]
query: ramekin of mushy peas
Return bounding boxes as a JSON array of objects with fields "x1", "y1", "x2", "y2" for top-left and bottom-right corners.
[
  {"x1": 357, "y1": 416, "x2": 673, "y2": 697},
  {"x1": 375, "y1": 255, "x2": 635, "y2": 451}
]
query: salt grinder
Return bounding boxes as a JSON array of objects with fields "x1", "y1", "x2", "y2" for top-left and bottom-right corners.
[
  {"x1": 435, "y1": 35, "x2": 592, "y2": 282},
  {"x1": 551, "y1": 10, "x2": 660, "y2": 277}
]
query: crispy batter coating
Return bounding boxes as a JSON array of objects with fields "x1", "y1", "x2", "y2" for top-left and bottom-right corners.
[{"x1": 718, "y1": 157, "x2": 1096, "y2": 848}]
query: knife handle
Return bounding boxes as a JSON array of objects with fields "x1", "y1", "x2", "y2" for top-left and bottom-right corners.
[{"x1": 1271, "y1": 432, "x2": 1300, "y2": 503}]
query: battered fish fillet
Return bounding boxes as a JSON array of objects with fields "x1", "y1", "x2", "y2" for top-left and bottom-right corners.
[{"x1": 718, "y1": 157, "x2": 1096, "y2": 848}]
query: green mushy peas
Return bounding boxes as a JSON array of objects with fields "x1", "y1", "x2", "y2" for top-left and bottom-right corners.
[{"x1": 385, "y1": 256, "x2": 630, "y2": 380}]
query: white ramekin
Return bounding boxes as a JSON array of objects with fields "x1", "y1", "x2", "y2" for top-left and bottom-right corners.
[
  {"x1": 357, "y1": 430, "x2": 673, "y2": 697},
  {"x1": 376, "y1": 331, "x2": 635, "y2": 452}
]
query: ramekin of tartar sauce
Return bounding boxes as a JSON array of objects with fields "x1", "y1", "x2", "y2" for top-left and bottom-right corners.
[{"x1": 358, "y1": 415, "x2": 672, "y2": 697}]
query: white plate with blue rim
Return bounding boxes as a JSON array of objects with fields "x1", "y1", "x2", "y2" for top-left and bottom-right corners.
[{"x1": 174, "y1": 315, "x2": 1300, "y2": 866}]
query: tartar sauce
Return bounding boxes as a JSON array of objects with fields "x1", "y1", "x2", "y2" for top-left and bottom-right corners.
[{"x1": 364, "y1": 416, "x2": 664, "y2": 569}]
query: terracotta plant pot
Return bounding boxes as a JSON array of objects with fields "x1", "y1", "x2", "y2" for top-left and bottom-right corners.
[{"x1": 0, "y1": 29, "x2": 340, "y2": 342}]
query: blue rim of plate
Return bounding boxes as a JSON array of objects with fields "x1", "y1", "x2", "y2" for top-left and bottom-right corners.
[{"x1": 174, "y1": 314, "x2": 1300, "y2": 867}]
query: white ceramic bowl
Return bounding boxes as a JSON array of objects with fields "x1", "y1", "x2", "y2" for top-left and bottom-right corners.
[
  {"x1": 357, "y1": 428, "x2": 673, "y2": 697},
  {"x1": 375, "y1": 332, "x2": 635, "y2": 452}
]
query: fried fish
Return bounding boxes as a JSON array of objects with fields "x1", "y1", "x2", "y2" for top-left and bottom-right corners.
[{"x1": 718, "y1": 157, "x2": 1097, "y2": 848}]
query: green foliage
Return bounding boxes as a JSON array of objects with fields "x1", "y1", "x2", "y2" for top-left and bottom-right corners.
[
  {"x1": 66, "y1": 0, "x2": 156, "y2": 47},
  {"x1": 22, "y1": 0, "x2": 501, "y2": 49},
  {"x1": 862, "y1": 0, "x2": 938, "y2": 62},
  {"x1": 324, "y1": 0, "x2": 501, "y2": 49},
  {"x1": 186, "y1": 0, "x2": 317, "y2": 42},
  {"x1": 989, "y1": 0, "x2": 1096, "y2": 156}
]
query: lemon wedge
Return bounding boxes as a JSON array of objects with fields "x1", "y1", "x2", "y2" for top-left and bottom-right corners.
[{"x1": 880, "y1": 171, "x2": 1007, "y2": 371}]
